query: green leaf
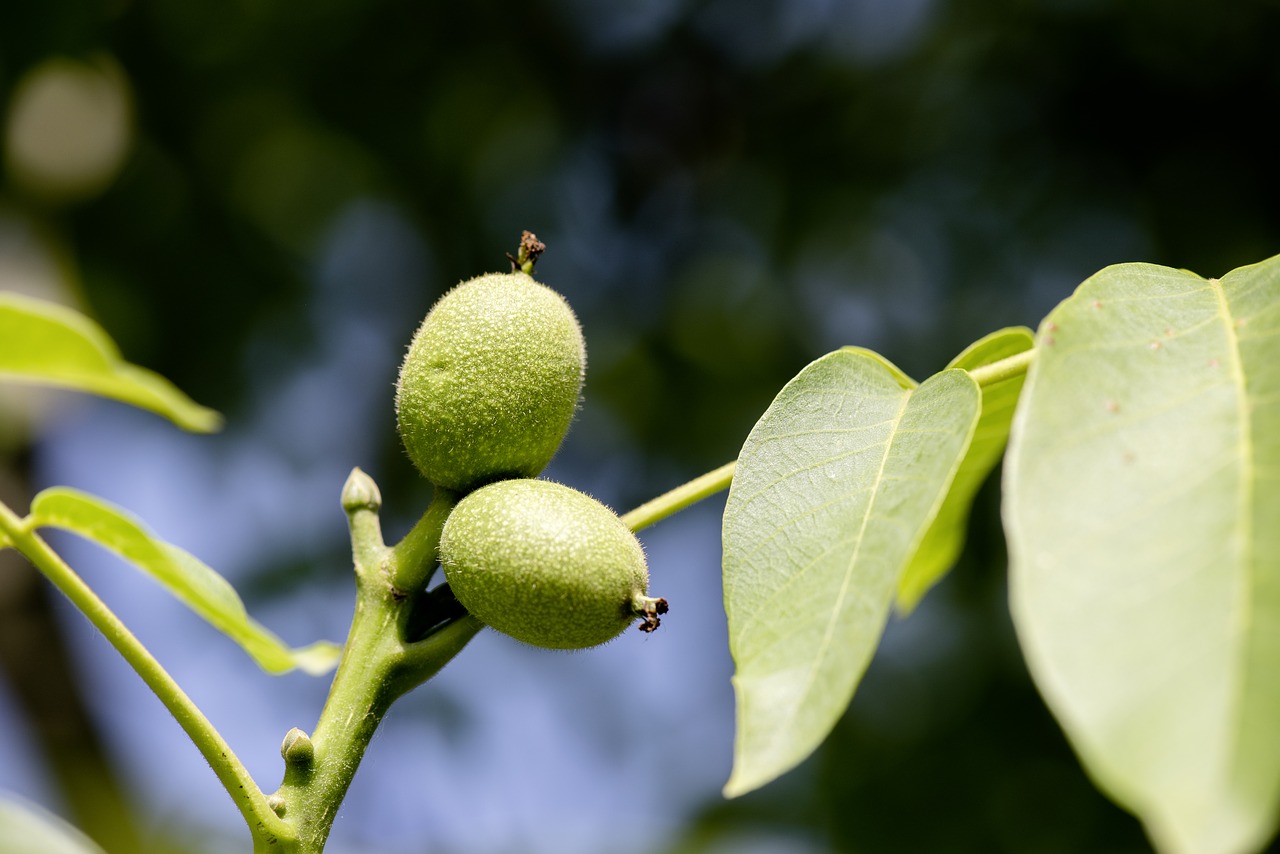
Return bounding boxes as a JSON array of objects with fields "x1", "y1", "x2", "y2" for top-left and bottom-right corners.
[
  {"x1": 1004, "y1": 255, "x2": 1280, "y2": 854},
  {"x1": 0, "y1": 292, "x2": 222, "y2": 432},
  {"x1": 722, "y1": 347, "x2": 981, "y2": 797},
  {"x1": 896, "y1": 326, "x2": 1034, "y2": 611},
  {"x1": 29, "y1": 487, "x2": 339, "y2": 676},
  {"x1": 0, "y1": 793, "x2": 106, "y2": 854}
]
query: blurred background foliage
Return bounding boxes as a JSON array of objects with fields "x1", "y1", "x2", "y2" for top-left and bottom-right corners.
[{"x1": 2, "y1": 0, "x2": 1279, "y2": 852}]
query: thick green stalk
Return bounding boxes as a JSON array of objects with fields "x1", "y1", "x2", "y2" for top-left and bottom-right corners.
[
  {"x1": 271, "y1": 592, "x2": 479, "y2": 851},
  {"x1": 388, "y1": 487, "x2": 457, "y2": 592},
  {"x1": 0, "y1": 499, "x2": 293, "y2": 851},
  {"x1": 269, "y1": 470, "x2": 479, "y2": 852}
]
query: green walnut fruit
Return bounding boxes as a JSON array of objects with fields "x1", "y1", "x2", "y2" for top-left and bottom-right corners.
[
  {"x1": 395, "y1": 272, "x2": 585, "y2": 492},
  {"x1": 440, "y1": 479, "x2": 667, "y2": 649}
]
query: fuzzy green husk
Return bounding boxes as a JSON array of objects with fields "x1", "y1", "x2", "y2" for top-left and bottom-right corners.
[
  {"x1": 395, "y1": 272, "x2": 585, "y2": 492},
  {"x1": 440, "y1": 479, "x2": 650, "y2": 649}
]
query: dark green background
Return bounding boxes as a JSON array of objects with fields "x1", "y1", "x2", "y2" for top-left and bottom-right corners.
[{"x1": 2, "y1": 1, "x2": 1279, "y2": 851}]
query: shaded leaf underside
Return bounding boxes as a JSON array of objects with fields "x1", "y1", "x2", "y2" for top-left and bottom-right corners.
[{"x1": 896, "y1": 326, "x2": 1033, "y2": 611}]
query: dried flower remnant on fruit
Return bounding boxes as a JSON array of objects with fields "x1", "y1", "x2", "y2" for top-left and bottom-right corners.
[
  {"x1": 395, "y1": 241, "x2": 585, "y2": 492},
  {"x1": 507, "y1": 230, "x2": 546, "y2": 274},
  {"x1": 636, "y1": 596, "x2": 669, "y2": 633}
]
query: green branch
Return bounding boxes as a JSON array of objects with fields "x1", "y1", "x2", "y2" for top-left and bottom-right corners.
[
  {"x1": 388, "y1": 485, "x2": 457, "y2": 592},
  {"x1": 620, "y1": 461, "x2": 737, "y2": 532},
  {"x1": 0, "y1": 499, "x2": 293, "y2": 849}
]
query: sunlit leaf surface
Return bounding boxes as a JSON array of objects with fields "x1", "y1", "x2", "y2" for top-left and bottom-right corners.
[
  {"x1": 30, "y1": 487, "x2": 339, "y2": 675},
  {"x1": 0, "y1": 292, "x2": 221, "y2": 432},
  {"x1": 1005, "y1": 255, "x2": 1280, "y2": 854},
  {"x1": 722, "y1": 348, "x2": 980, "y2": 796}
]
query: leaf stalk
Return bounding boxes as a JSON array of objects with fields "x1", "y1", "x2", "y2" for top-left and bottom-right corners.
[{"x1": 620, "y1": 461, "x2": 737, "y2": 532}]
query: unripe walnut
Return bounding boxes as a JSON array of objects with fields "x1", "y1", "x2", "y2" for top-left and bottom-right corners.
[
  {"x1": 395, "y1": 272, "x2": 585, "y2": 493},
  {"x1": 440, "y1": 479, "x2": 666, "y2": 649}
]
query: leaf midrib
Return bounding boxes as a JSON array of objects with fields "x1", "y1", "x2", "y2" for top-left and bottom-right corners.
[
  {"x1": 760, "y1": 385, "x2": 913, "y2": 751},
  {"x1": 1211, "y1": 275, "x2": 1257, "y2": 798}
]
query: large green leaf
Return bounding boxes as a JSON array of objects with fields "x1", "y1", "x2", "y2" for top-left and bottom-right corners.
[
  {"x1": 29, "y1": 488, "x2": 339, "y2": 676},
  {"x1": 896, "y1": 326, "x2": 1034, "y2": 611},
  {"x1": 1004, "y1": 255, "x2": 1280, "y2": 854},
  {"x1": 722, "y1": 347, "x2": 981, "y2": 797},
  {"x1": 0, "y1": 793, "x2": 106, "y2": 854},
  {"x1": 0, "y1": 292, "x2": 221, "y2": 432}
]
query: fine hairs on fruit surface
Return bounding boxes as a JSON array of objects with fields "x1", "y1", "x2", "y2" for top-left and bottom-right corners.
[
  {"x1": 440, "y1": 479, "x2": 667, "y2": 649},
  {"x1": 395, "y1": 270, "x2": 586, "y2": 492}
]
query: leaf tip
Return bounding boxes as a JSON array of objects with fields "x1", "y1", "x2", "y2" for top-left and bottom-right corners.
[
  {"x1": 178, "y1": 406, "x2": 225, "y2": 434},
  {"x1": 292, "y1": 641, "x2": 342, "y2": 676},
  {"x1": 721, "y1": 772, "x2": 755, "y2": 800},
  {"x1": 893, "y1": 586, "x2": 924, "y2": 616}
]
